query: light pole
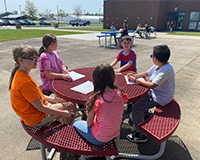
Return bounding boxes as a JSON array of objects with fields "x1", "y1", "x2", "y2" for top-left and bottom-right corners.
[
  {"x1": 57, "y1": 5, "x2": 59, "y2": 25},
  {"x1": 19, "y1": 5, "x2": 22, "y2": 20},
  {"x1": 99, "y1": 8, "x2": 100, "y2": 24},
  {"x1": 84, "y1": 10, "x2": 85, "y2": 21},
  {"x1": 4, "y1": 0, "x2": 8, "y2": 20}
]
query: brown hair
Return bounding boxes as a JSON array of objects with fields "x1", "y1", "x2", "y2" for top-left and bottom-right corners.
[
  {"x1": 85, "y1": 64, "x2": 125, "y2": 113},
  {"x1": 9, "y1": 45, "x2": 38, "y2": 90},
  {"x1": 38, "y1": 34, "x2": 57, "y2": 56},
  {"x1": 122, "y1": 35, "x2": 132, "y2": 42}
]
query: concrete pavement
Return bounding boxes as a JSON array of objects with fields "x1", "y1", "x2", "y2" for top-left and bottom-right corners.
[{"x1": 0, "y1": 31, "x2": 200, "y2": 160}]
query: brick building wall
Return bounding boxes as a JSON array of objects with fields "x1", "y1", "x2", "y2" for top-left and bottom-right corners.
[{"x1": 104, "y1": 0, "x2": 200, "y2": 31}]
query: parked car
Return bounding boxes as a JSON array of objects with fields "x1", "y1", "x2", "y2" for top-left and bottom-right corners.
[
  {"x1": 39, "y1": 20, "x2": 51, "y2": 25},
  {"x1": 85, "y1": 20, "x2": 91, "y2": 25},
  {"x1": 15, "y1": 20, "x2": 28, "y2": 25},
  {"x1": 70, "y1": 20, "x2": 86, "y2": 26},
  {"x1": 0, "y1": 19, "x2": 7, "y2": 26},
  {"x1": 24, "y1": 20, "x2": 36, "y2": 25},
  {"x1": 7, "y1": 20, "x2": 16, "y2": 26}
]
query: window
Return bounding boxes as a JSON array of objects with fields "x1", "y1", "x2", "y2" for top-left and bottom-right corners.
[
  {"x1": 178, "y1": 12, "x2": 185, "y2": 16},
  {"x1": 188, "y1": 22, "x2": 197, "y2": 29},
  {"x1": 188, "y1": 12, "x2": 200, "y2": 30},
  {"x1": 197, "y1": 22, "x2": 200, "y2": 30},
  {"x1": 190, "y1": 12, "x2": 199, "y2": 21}
]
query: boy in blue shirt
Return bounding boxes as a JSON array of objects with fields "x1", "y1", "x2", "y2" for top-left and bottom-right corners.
[{"x1": 126, "y1": 45, "x2": 175, "y2": 143}]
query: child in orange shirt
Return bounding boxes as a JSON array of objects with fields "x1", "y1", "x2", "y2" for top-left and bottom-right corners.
[{"x1": 9, "y1": 45, "x2": 76, "y2": 126}]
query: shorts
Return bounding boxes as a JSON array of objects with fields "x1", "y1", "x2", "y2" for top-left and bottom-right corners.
[{"x1": 33, "y1": 103, "x2": 58, "y2": 127}]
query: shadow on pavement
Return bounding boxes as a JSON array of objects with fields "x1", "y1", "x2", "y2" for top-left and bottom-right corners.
[{"x1": 119, "y1": 122, "x2": 193, "y2": 160}]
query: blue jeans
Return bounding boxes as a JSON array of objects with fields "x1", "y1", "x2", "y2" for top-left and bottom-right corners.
[{"x1": 72, "y1": 120, "x2": 108, "y2": 145}]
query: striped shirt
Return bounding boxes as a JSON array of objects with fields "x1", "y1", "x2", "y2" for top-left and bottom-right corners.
[{"x1": 92, "y1": 89, "x2": 127, "y2": 142}]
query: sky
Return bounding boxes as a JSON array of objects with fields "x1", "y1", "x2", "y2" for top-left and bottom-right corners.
[{"x1": 0, "y1": 0, "x2": 104, "y2": 15}]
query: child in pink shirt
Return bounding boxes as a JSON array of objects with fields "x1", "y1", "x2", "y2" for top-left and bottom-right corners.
[
  {"x1": 73, "y1": 64, "x2": 127, "y2": 148},
  {"x1": 38, "y1": 34, "x2": 72, "y2": 95}
]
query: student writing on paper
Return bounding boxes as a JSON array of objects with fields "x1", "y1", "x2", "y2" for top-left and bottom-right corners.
[
  {"x1": 73, "y1": 64, "x2": 127, "y2": 159},
  {"x1": 126, "y1": 45, "x2": 175, "y2": 143},
  {"x1": 38, "y1": 34, "x2": 72, "y2": 96},
  {"x1": 38, "y1": 34, "x2": 86, "y2": 119}
]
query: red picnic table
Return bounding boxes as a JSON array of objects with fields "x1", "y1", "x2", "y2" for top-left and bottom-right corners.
[{"x1": 52, "y1": 67, "x2": 149, "y2": 104}]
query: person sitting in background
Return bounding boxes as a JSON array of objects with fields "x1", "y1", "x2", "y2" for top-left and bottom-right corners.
[
  {"x1": 110, "y1": 22, "x2": 117, "y2": 46},
  {"x1": 149, "y1": 24, "x2": 155, "y2": 32},
  {"x1": 118, "y1": 20, "x2": 128, "y2": 47},
  {"x1": 144, "y1": 24, "x2": 150, "y2": 38},
  {"x1": 135, "y1": 23, "x2": 143, "y2": 38}
]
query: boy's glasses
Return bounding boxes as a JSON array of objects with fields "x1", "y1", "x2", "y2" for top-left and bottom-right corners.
[
  {"x1": 150, "y1": 54, "x2": 153, "y2": 58},
  {"x1": 22, "y1": 57, "x2": 38, "y2": 63}
]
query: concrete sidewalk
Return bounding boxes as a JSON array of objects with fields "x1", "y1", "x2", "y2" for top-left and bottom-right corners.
[{"x1": 0, "y1": 32, "x2": 200, "y2": 160}]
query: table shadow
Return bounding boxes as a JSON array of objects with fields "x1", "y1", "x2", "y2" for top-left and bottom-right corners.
[{"x1": 119, "y1": 122, "x2": 193, "y2": 160}]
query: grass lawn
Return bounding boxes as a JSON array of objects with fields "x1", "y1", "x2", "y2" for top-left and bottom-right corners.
[
  {"x1": 0, "y1": 29, "x2": 86, "y2": 42},
  {"x1": 168, "y1": 31, "x2": 200, "y2": 36}
]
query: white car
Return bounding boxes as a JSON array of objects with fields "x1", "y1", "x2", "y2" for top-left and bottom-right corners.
[{"x1": 70, "y1": 20, "x2": 86, "y2": 26}]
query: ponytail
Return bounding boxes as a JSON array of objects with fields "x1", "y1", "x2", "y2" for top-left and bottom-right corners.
[
  {"x1": 38, "y1": 46, "x2": 45, "y2": 57},
  {"x1": 9, "y1": 65, "x2": 19, "y2": 90}
]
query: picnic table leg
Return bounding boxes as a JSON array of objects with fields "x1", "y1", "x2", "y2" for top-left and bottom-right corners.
[
  {"x1": 110, "y1": 35, "x2": 112, "y2": 48},
  {"x1": 40, "y1": 143, "x2": 47, "y2": 160},
  {"x1": 115, "y1": 135, "x2": 120, "y2": 149},
  {"x1": 47, "y1": 148, "x2": 56, "y2": 160},
  {"x1": 105, "y1": 34, "x2": 107, "y2": 47},
  {"x1": 108, "y1": 141, "x2": 166, "y2": 160},
  {"x1": 81, "y1": 155, "x2": 86, "y2": 160}
]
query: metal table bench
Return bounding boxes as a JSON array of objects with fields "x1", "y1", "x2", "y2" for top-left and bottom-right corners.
[
  {"x1": 20, "y1": 119, "x2": 118, "y2": 160},
  {"x1": 108, "y1": 98, "x2": 181, "y2": 160}
]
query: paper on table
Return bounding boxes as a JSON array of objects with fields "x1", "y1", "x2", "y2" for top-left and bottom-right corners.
[
  {"x1": 70, "y1": 81, "x2": 94, "y2": 94},
  {"x1": 124, "y1": 75, "x2": 145, "y2": 84},
  {"x1": 68, "y1": 71, "x2": 85, "y2": 81}
]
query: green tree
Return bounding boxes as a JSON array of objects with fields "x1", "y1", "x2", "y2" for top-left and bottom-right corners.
[
  {"x1": 74, "y1": 5, "x2": 82, "y2": 19},
  {"x1": 12, "y1": 10, "x2": 18, "y2": 14},
  {"x1": 44, "y1": 9, "x2": 51, "y2": 20},
  {"x1": 49, "y1": 13, "x2": 55, "y2": 19},
  {"x1": 38, "y1": 13, "x2": 44, "y2": 17},
  {"x1": 24, "y1": 0, "x2": 38, "y2": 20},
  {"x1": 59, "y1": 9, "x2": 67, "y2": 20}
]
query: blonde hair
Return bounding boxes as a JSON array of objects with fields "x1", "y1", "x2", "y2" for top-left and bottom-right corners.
[{"x1": 9, "y1": 45, "x2": 38, "y2": 90}]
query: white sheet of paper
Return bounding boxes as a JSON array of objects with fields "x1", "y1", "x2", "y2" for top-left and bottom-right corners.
[
  {"x1": 68, "y1": 71, "x2": 85, "y2": 81},
  {"x1": 124, "y1": 75, "x2": 145, "y2": 84},
  {"x1": 70, "y1": 81, "x2": 94, "y2": 94},
  {"x1": 115, "y1": 72, "x2": 122, "y2": 75}
]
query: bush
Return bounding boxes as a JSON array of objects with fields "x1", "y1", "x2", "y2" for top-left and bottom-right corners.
[{"x1": 16, "y1": 23, "x2": 21, "y2": 29}]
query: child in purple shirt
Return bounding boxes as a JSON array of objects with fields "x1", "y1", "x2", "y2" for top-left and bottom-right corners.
[{"x1": 39, "y1": 34, "x2": 72, "y2": 95}]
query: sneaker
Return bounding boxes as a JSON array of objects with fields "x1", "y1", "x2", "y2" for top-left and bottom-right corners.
[
  {"x1": 126, "y1": 132, "x2": 148, "y2": 143},
  {"x1": 81, "y1": 113, "x2": 87, "y2": 121},
  {"x1": 144, "y1": 110, "x2": 153, "y2": 120}
]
